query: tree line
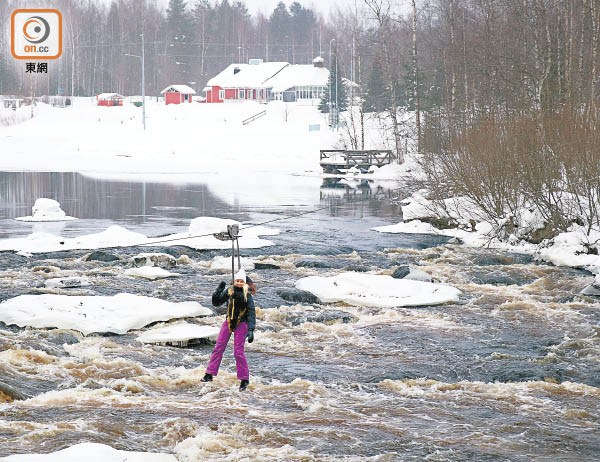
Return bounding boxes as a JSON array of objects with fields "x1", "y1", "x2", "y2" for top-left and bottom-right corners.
[{"x1": 0, "y1": 0, "x2": 331, "y2": 97}]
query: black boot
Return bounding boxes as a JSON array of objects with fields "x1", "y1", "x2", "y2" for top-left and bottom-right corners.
[
  {"x1": 201, "y1": 373, "x2": 213, "y2": 382},
  {"x1": 239, "y1": 379, "x2": 249, "y2": 391}
]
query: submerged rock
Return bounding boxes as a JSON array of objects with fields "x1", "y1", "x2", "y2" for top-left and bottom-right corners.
[
  {"x1": 254, "y1": 263, "x2": 281, "y2": 270},
  {"x1": 0, "y1": 381, "x2": 28, "y2": 401},
  {"x1": 276, "y1": 288, "x2": 321, "y2": 304},
  {"x1": 84, "y1": 251, "x2": 120, "y2": 263},
  {"x1": 44, "y1": 276, "x2": 91, "y2": 289},
  {"x1": 287, "y1": 309, "x2": 357, "y2": 326},
  {"x1": 295, "y1": 259, "x2": 341, "y2": 269},
  {"x1": 343, "y1": 265, "x2": 369, "y2": 273},
  {"x1": 391, "y1": 266, "x2": 410, "y2": 279},
  {"x1": 580, "y1": 283, "x2": 600, "y2": 297}
]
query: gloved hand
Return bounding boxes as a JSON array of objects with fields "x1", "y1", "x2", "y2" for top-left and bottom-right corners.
[
  {"x1": 217, "y1": 280, "x2": 227, "y2": 291},
  {"x1": 247, "y1": 330, "x2": 254, "y2": 343}
]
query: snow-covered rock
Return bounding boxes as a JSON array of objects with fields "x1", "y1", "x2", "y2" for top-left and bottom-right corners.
[
  {"x1": 137, "y1": 322, "x2": 220, "y2": 346},
  {"x1": 404, "y1": 267, "x2": 433, "y2": 282},
  {"x1": 295, "y1": 272, "x2": 461, "y2": 308},
  {"x1": 131, "y1": 252, "x2": 177, "y2": 268},
  {"x1": 0, "y1": 442, "x2": 176, "y2": 462},
  {"x1": 124, "y1": 266, "x2": 180, "y2": 280},
  {"x1": 0, "y1": 293, "x2": 212, "y2": 335},
  {"x1": 15, "y1": 198, "x2": 77, "y2": 222}
]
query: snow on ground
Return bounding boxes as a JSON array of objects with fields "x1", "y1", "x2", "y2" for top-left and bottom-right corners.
[
  {"x1": 14, "y1": 198, "x2": 77, "y2": 222},
  {"x1": 295, "y1": 272, "x2": 461, "y2": 308},
  {"x1": 0, "y1": 217, "x2": 278, "y2": 254},
  {"x1": 0, "y1": 442, "x2": 176, "y2": 462},
  {"x1": 0, "y1": 294, "x2": 213, "y2": 335},
  {"x1": 0, "y1": 99, "x2": 334, "y2": 178},
  {"x1": 137, "y1": 322, "x2": 220, "y2": 345}
]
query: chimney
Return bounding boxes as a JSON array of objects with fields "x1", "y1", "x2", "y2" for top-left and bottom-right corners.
[{"x1": 312, "y1": 56, "x2": 324, "y2": 68}]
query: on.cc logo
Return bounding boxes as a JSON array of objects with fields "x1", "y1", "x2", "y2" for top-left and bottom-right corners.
[{"x1": 23, "y1": 16, "x2": 51, "y2": 44}]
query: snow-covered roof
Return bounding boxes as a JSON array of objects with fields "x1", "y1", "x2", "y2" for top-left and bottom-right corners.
[
  {"x1": 97, "y1": 93, "x2": 124, "y2": 100},
  {"x1": 160, "y1": 85, "x2": 196, "y2": 95},
  {"x1": 267, "y1": 64, "x2": 329, "y2": 92},
  {"x1": 207, "y1": 62, "x2": 289, "y2": 88}
]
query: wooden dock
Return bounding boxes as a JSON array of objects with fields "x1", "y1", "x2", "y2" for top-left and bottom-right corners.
[{"x1": 319, "y1": 149, "x2": 396, "y2": 174}]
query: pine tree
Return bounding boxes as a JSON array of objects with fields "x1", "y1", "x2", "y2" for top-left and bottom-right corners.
[
  {"x1": 363, "y1": 60, "x2": 389, "y2": 112},
  {"x1": 319, "y1": 53, "x2": 348, "y2": 113},
  {"x1": 270, "y1": 2, "x2": 291, "y2": 60},
  {"x1": 167, "y1": 0, "x2": 193, "y2": 43}
]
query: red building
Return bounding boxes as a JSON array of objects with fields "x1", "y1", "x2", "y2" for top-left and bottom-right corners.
[
  {"x1": 202, "y1": 58, "x2": 330, "y2": 104},
  {"x1": 96, "y1": 93, "x2": 124, "y2": 106},
  {"x1": 161, "y1": 85, "x2": 196, "y2": 105},
  {"x1": 203, "y1": 60, "x2": 288, "y2": 103}
]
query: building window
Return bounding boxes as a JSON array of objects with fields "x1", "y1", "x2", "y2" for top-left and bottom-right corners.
[{"x1": 219, "y1": 90, "x2": 225, "y2": 100}]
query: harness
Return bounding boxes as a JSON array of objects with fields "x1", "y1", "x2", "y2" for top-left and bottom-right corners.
[{"x1": 227, "y1": 287, "x2": 248, "y2": 332}]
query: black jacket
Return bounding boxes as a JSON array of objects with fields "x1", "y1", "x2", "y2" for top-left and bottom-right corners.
[{"x1": 212, "y1": 283, "x2": 256, "y2": 331}]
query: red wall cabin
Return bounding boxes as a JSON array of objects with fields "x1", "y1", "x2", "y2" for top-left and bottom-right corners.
[{"x1": 165, "y1": 91, "x2": 193, "y2": 105}]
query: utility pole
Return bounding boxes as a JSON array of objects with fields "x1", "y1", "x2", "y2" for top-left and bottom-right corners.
[
  {"x1": 335, "y1": 50, "x2": 338, "y2": 130},
  {"x1": 329, "y1": 38, "x2": 335, "y2": 129},
  {"x1": 124, "y1": 33, "x2": 146, "y2": 131},
  {"x1": 141, "y1": 33, "x2": 146, "y2": 131}
]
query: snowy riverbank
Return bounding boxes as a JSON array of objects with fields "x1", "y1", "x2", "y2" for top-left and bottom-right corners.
[{"x1": 373, "y1": 190, "x2": 600, "y2": 276}]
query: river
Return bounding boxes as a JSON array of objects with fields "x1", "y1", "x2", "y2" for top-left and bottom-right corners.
[{"x1": 0, "y1": 172, "x2": 598, "y2": 461}]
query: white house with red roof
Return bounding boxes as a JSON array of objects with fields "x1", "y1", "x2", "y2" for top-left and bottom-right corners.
[{"x1": 203, "y1": 57, "x2": 329, "y2": 104}]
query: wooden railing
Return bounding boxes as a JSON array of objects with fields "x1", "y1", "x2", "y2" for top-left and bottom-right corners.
[
  {"x1": 319, "y1": 149, "x2": 396, "y2": 167},
  {"x1": 242, "y1": 110, "x2": 267, "y2": 125}
]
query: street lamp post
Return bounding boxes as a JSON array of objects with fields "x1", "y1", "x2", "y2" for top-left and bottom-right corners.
[
  {"x1": 123, "y1": 33, "x2": 146, "y2": 130},
  {"x1": 141, "y1": 33, "x2": 145, "y2": 131},
  {"x1": 329, "y1": 38, "x2": 335, "y2": 130}
]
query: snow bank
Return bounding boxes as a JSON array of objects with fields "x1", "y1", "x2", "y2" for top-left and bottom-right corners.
[
  {"x1": 536, "y1": 225, "x2": 600, "y2": 272},
  {"x1": 15, "y1": 198, "x2": 77, "y2": 222},
  {"x1": 374, "y1": 191, "x2": 600, "y2": 273},
  {"x1": 295, "y1": 272, "x2": 461, "y2": 308},
  {"x1": 0, "y1": 294, "x2": 212, "y2": 335},
  {"x1": 137, "y1": 322, "x2": 220, "y2": 345},
  {"x1": 0, "y1": 443, "x2": 176, "y2": 462}
]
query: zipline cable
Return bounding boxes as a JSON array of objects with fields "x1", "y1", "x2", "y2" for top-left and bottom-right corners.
[{"x1": 76, "y1": 193, "x2": 385, "y2": 252}]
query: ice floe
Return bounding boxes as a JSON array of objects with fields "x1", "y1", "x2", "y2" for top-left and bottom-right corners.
[
  {"x1": 124, "y1": 266, "x2": 180, "y2": 280},
  {"x1": 0, "y1": 294, "x2": 212, "y2": 335},
  {"x1": 0, "y1": 442, "x2": 176, "y2": 462},
  {"x1": 295, "y1": 272, "x2": 461, "y2": 308},
  {"x1": 209, "y1": 255, "x2": 255, "y2": 272},
  {"x1": 0, "y1": 217, "x2": 278, "y2": 254},
  {"x1": 137, "y1": 322, "x2": 220, "y2": 346}
]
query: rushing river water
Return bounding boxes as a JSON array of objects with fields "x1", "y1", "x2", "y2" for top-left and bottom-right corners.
[{"x1": 0, "y1": 172, "x2": 599, "y2": 461}]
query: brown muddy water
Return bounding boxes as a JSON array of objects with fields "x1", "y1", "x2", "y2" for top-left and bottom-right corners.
[{"x1": 0, "y1": 172, "x2": 599, "y2": 461}]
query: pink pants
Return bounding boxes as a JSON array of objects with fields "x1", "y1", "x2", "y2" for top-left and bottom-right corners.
[{"x1": 205, "y1": 320, "x2": 249, "y2": 380}]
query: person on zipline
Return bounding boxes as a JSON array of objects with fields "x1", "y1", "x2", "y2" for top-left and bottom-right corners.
[{"x1": 201, "y1": 268, "x2": 255, "y2": 391}]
